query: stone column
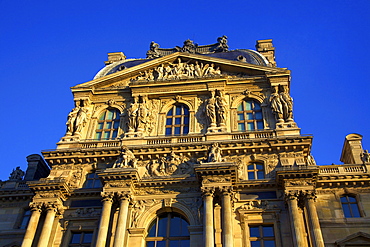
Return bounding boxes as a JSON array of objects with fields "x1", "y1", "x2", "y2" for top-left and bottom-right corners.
[
  {"x1": 221, "y1": 188, "x2": 233, "y2": 247},
  {"x1": 305, "y1": 193, "x2": 325, "y2": 247},
  {"x1": 285, "y1": 192, "x2": 307, "y2": 247},
  {"x1": 21, "y1": 203, "x2": 42, "y2": 247},
  {"x1": 113, "y1": 193, "x2": 131, "y2": 247},
  {"x1": 202, "y1": 188, "x2": 215, "y2": 247},
  {"x1": 96, "y1": 193, "x2": 114, "y2": 247},
  {"x1": 37, "y1": 203, "x2": 58, "y2": 247}
]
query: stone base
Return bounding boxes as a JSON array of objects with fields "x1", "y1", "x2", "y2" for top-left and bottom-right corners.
[
  {"x1": 124, "y1": 132, "x2": 144, "y2": 138},
  {"x1": 207, "y1": 126, "x2": 227, "y2": 133},
  {"x1": 60, "y1": 135, "x2": 80, "y2": 142},
  {"x1": 276, "y1": 121, "x2": 297, "y2": 129}
]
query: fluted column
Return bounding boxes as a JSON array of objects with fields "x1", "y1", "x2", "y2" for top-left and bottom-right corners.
[
  {"x1": 202, "y1": 188, "x2": 215, "y2": 247},
  {"x1": 21, "y1": 203, "x2": 42, "y2": 247},
  {"x1": 37, "y1": 203, "x2": 58, "y2": 247},
  {"x1": 221, "y1": 187, "x2": 233, "y2": 247},
  {"x1": 286, "y1": 192, "x2": 307, "y2": 247},
  {"x1": 113, "y1": 192, "x2": 131, "y2": 247},
  {"x1": 305, "y1": 193, "x2": 324, "y2": 247},
  {"x1": 96, "y1": 193, "x2": 114, "y2": 247}
]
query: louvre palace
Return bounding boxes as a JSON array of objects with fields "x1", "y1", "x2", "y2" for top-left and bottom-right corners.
[{"x1": 1, "y1": 36, "x2": 370, "y2": 247}]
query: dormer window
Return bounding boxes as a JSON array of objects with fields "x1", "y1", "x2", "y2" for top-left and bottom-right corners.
[
  {"x1": 237, "y1": 100, "x2": 263, "y2": 131},
  {"x1": 95, "y1": 109, "x2": 120, "y2": 140}
]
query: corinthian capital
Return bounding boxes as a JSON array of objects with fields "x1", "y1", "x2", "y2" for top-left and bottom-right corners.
[
  {"x1": 29, "y1": 202, "x2": 43, "y2": 212},
  {"x1": 101, "y1": 192, "x2": 114, "y2": 202},
  {"x1": 117, "y1": 191, "x2": 132, "y2": 201},
  {"x1": 201, "y1": 187, "x2": 215, "y2": 198}
]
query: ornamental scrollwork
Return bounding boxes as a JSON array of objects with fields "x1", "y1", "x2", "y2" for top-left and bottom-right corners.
[{"x1": 144, "y1": 152, "x2": 195, "y2": 177}]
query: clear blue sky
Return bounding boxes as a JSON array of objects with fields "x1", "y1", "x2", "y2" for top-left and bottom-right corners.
[{"x1": 1, "y1": 1, "x2": 369, "y2": 180}]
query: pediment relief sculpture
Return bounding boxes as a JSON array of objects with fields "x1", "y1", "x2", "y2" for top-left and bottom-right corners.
[{"x1": 131, "y1": 58, "x2": 222, "y2": 82}]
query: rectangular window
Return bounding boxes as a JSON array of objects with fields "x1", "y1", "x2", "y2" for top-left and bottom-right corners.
[
  {"x1": 249, "y1": 225, "x2": 275, "y2": 247},
  {"x1": 69, "y1": 231, "x2": 93, "y2": 247}
]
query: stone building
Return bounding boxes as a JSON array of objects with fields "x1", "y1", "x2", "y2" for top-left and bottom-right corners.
[{"x1": 1, "y1": 37, "x2": 370, "y2": 247}]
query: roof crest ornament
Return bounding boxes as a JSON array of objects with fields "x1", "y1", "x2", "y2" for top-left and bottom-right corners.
[{"x1": 146, "y1": 36, "x2": 229, "y2": 59}]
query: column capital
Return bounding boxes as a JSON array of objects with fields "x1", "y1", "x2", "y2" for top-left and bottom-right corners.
[
  {"x1": 220, "y1": 186, "x2": 233, "y2": 196},
  {"x1": 101, "y1": 192, "x2": 114, "y2": 203},
  {"x1": 285, "y1": 191, "x2": 299, "y2": 201},
  {"x1": 201, "y1": 187, "x2": 215, "y2": 197},
  {"x1": 304, "y1": 191, "x2": 317, "y2": 201},
  {"x1": 29, "y1": 202, "x2": 43, "y2": 212},
  {"x1": 116, "y1": 191, "x2": 132, "y2": 201},
  {"x1": 44, "y1": 201, "x2": 64, "y2": 215}
]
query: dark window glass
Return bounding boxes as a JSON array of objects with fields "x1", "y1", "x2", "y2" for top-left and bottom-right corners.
[
  {"x1": 69, "y1": 231, "x2": 93, "y2": 247},
  {"x1": 95, "y1": 108, "x2": 120, "y2": 140},
  {"x1": 341, "y1": 195, "x2": 361, "y2": 217},
  {"x1": 247, "y1": 162, "x2": 265, "y2": 180},
  {"x1": 237, "y1": 100, "x2": 264, "y2": 131},
  {"x1": 83, "y1": 173, "x2": 102, "y2": 189},
  {"x1": 19, "y1": 209, "x2": 31, "y2": 229},
  {"x1": 146, "y1": 212, "x2": 190, "y2": 247},
  {"x1": 165, "y1": 104, "x2": 190, "y2": 136},
  {"x1": 70, "y1": 199, "x2": 102, "y2": 208},
  {"x1": 249, "y1": 225, "x2": 275, "y2": 247}
]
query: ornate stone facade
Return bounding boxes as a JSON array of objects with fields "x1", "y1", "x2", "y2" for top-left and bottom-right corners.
[{"x1": 1, "y1": 38, "x2": 370, "y2": 247}]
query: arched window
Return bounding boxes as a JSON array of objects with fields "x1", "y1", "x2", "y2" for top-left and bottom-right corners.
[
  {"x1": 237, "y1": 100, "x2": 263, "y2": 131},
  {"x1": 146, "y1": 212, "x2": 190, "y2": 247},
  {"x1": 165, "y1": 104, "x2": 189, "y2": 136},
  {"x1": 247, "y1": 162, "x2": 265, "y2": 180},
  {"x1": 95, "y1": 109, "x2": 120, "y2": 140},
  {"x1": 341, "y1": 195, "x2": 361, "y2": 217}
]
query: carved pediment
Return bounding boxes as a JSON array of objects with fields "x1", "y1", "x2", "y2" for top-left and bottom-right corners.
[
  {"x1": 336, "y1": 232, "x2": 370, "y2": 247},
  {"x1": 72, "y1": 52, "x2": 287, "y2": 90}
]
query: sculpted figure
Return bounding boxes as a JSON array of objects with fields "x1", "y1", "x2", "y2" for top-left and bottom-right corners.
[
  {"x1": 208, "y1": 143, "x2": 222, "y2": 162},
  {"x1": 215, "y1": 35, "x2": 229, "y2": 52},
  {"x1": 75, "y1": 107, "x2": 89, "y2": 134},
  {"x1": 66, "y1": 104, "x2": 80, "y2": 135},
  {"x1": 113, "y1": 146, "x2": 137, "y2": 168},
  {"x1": 128, "y1": 97, "x2": 139, "y2": 132},
  {"x1": 279, "y1": 85, "x2": 294, "y2": 122},
  {"x1": 146, "y1": 41, "x2": 161, "y2": 59},
  {"x1": 137, "y1": 97, "x2": 149, "y2": 131},
  {"x1": 9, "y1": 166, "x2": 24, "y2": 180},
  {"x1": 205, "y1": 91, "x2": 217, "y2": 127},
  {"x1": 216, "y1": 90, "x2": 227, "y2": 126},
  {"x1": 181, "y1": 39, "x2": 197, "y2": 53},
  {"x1": 362, "y1": 150, "x2": 370, "y2": 163},
  {"x1": 269, "y1": 87, "x2": 284, "y2": 122}
]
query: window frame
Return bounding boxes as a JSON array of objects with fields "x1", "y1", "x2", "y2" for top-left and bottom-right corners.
[
  {"x1": 83, "y1": 173, "x2": 102, "y2": 189},
  {"x1": 236, "y1": 99, "x2": 264, "y2": 131},
  {"x1": 165, "y1": 104, "x2": 190, "y2": 136},
  {"x1": 95, "y1": 108, "x2": 121, "y2": 140},
  {"x1": 145, "y1": 212, "x2": 190, "y2": 247},
  {"x1": 340, "y1": 194, "x2": 361, "y2": 218},
  {"x1": 247, "y1": 162, "x2": 265, "y2": 180},
  {"x1": 18, "y1": 208, "x2": 31, "y2": 230},
  {"x1": 68, "y1": 231, "x2": 94, "y2": 247},
  {"x1": 249, "y1": 225, "x2": 276, "y2": 247}
]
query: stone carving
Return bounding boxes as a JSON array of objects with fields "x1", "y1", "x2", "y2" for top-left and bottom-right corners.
[
  {"x1": 9, "y1": 167, "x2": 24, "y2": 181},
  {"x1": 132, "y1": 58, "x2": 222, "y2": 82},
  {"x1": 270, "y1": 85, "x2": 293, "y2": 123},
  {"x1": 134, "y1": 187, "x2": 200, "y2": 195},
  {"x1": 70, "y1": 208, "x2": 100, "y2": 217},
  {"x1": 241, "y1": 200, "x2": 277, "y2": 210},
  {"x1": 203, "y1": 176, "x2": 230, "y2": 184},
  {"x1": 207, "y1": 143, "x2": 223, "y2": 162},
  {"x1": 127, "y1": 96, "x2": 152, "y2": 133},
  {"x1": 131, "y1": 199, "x2": 160, "y2": 227},
  {"x1": 145, "y1": 152, "x2": 194, "y2": 177},
  {"x1": 204, "y1": 90, "x2": 228, "y2": 129},
  {"x1": 66, "y1": 101, "x2": 90, "y2": 136},
  {"x1": 178, "y1": 197, "x2": 203, "y2": 225},
  {"x1": 215, "y1": 35, "x2": 229, "y2": 52},
  {"x1": 362, "y1": 150, "x2": 370, "y2": 164},
  {"x1": 146, "y1": 41, "x2": 161, "y2": 59},
  {"x1": 285, "y1": 180, "x2": 313, "y2": 187},
  {"x1": 178, "y1": 39, "x2": 197, "y2": 53},
  {"x1": 113, "y1": 146, "x2": 137, "y2": 168}
]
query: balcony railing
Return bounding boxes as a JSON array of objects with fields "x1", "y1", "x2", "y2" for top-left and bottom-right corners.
[{"x1": 319, "y1": 165, "x2": 367, "y2": 174}]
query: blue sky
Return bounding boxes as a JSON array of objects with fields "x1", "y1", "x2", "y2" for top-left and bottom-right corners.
[{"x1": 0, "y1": 1, "x2": 369, "y2": 180}]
